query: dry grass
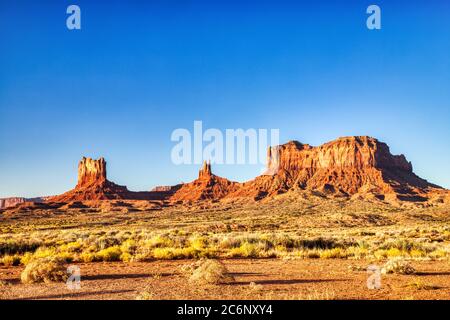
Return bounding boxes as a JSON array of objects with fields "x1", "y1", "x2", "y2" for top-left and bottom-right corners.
[
  {"x1": 0, "y1": 197, "x2": 449, "y2": 267},
  {"x1": 20, "y1": 257, "x2": 68, "y2": 284}
]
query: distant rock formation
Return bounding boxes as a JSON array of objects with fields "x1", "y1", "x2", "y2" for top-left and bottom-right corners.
[
  {"x1": 171, "y1": 136, "x2": 445, "y2": 202},
  {"x1": 150, "y1": 186, "x2": 176, "y2": 192},
  {"x1": 39, "y1": 136, "x2": 447, "y2": 205},
  {"x1": 0, "y1": 197, "x2": 45, "y2": 209},
  {"x1": 77, "y1": 157, "x2": 108, "y2": 188},
  {"x1": 48, "y1": 157, "x2": 132, "y2": 202},
  {"x1": 169, "y1": 161, "x2": 239, "y2": 202}
]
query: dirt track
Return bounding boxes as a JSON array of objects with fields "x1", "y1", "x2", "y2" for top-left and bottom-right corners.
[{"x1": 1, "y1": 259, "x2": 450, "y2": 300}]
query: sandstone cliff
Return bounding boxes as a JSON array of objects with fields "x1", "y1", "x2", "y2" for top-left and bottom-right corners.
[
  {"x1": 0, "y1": 197, "x2": 48, "y2": 209},
  {"x1": 43, "y1": 136, "x2": 446, "y2": 204},
  {"x1": 171, "y1": 136, "x2": 444, "y2": 202},
  {"x1": 230, "y1": 136, "x2": 441, "y2": 201}
]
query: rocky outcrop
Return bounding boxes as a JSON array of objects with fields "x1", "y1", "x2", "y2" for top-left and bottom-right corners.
[
  {"x1": 230, "y1": 136, "x2": 441, "y2": 201},
  {"x1": 0, "y1": 197, "x2": 27, "y2": 209},
  {"x1": 151, "y1": 186, "x2": 177, "y2": 192},
  {"x1": 170, "y1": 161, "x2": 239, "y2": 202},
  {"x1": 0, "y1": 197, "x2": 47, "y2": 209},
  {"x1": 48, "y1": 157, "x2": 132, "y2": 202},
  {"x1": 46, "y1": 157, "x2": 173, "y2": 203},
  {"x1": 42, "y1": 136, "x2": 446, "y2": 205},
  {"x1": 77, "y1": 157, "x2": 107, "y2": 188},
  {"x1": 157, "y1": 136, "x2": 445, "y2": 203}
]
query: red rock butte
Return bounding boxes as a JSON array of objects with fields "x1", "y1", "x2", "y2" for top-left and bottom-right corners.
[
  {"x1": 49, "y1": 157, "x2": 132, "y2": 202},
  {"x1": 45, "y1": 136, "x2": 448, "y2": 205}
]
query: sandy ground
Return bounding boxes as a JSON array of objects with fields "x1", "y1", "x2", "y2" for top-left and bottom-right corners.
[{"x1": 1, "y1": 259, "x2": 449, "y2": 300}]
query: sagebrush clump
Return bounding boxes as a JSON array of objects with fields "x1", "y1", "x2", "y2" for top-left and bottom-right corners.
[
  {"x1": 381, "y1": 258, "x2": 416, "y2": 275},
  {"x1": 20, "y1": 257, "x2": 68, "y2": 284},
  {"x1": 182, "y1": 259, "x2": 234, "y2": 285}
]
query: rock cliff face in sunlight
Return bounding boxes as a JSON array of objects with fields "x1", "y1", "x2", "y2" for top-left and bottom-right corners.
[
  {"x1": 230, "y1": 136, "x2": 442, "y2": 201},
  {"x1": 38, "y1": 136, "x2": 446, "y2": 205},
  {"x1": 171, "y1": 136, "x2": 444, "y2": 202},
  {"x1": 48, "y1": 157, "x2": 132, "y2": 202},
  {"x1": 76, "y1": 157, "x2": 108, "y2": 188}
]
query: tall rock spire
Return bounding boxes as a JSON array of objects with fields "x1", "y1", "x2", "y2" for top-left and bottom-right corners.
[
  {"x1": 77, "y1": 157, "x2": 107, "y2": 188},
  {"x1": 198, "y1": 160, "x2": 212, "y2": 179}
]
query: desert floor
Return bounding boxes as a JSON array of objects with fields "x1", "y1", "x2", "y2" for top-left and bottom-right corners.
[
  {"x1": 1, "y1": 259, "x2": 450, "y2": 300},
  {"x1": 1, "y1": 192, "x2": 449, "y2": 300}
]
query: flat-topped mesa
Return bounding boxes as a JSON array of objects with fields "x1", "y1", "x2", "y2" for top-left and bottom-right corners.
[
  {"x1": 198, "y1": 160, "x2": 212, "y2": 179},
  {"x1": 267, "y1": 136, "x2": 412, "y2": 174},
  {"x1": 255, "y1": 136, "x2": 441, "y2": 201},
  {"x1": 77, "y1": 157, "x2": 107, "y2": 188}
]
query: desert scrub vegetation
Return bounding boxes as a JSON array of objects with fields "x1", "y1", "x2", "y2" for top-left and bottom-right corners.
[
  {"x1": 381, "y1": 258, "x2": 416, "y2": 275},
  {"x1": 20, "y1": 257, "x2": 68, "y2": 284},
  {"x1": 0, "y1": 225, "x2": 449, "y2": 265},
  {"x1": 181, "y1": 259, "x2": 235, "y2": 285}
]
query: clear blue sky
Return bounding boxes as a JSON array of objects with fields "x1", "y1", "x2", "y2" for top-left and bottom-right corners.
[{"x1": 1, "y1": 0, "x2": 449, "y2": 197}]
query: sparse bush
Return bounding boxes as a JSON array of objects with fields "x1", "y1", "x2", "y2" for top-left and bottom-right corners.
[
  {"x1": 185, "y1": 259, "x2": 234, "y2": 285},
  {"x1": 147, "y1": 235, "x2": 174, "y2": 249},
  {"x1": 429, "y1": 249, "x2": 448, "y2": 259},
  {"x1": 297, "y1": 238, "x2": 340, "y2": 250},
  {"x1": 320, "y1": 248, "x2": 349, "y2": 259},
  {"x1": 228, "y1": 242, "x2": 258, "y2": 258},
  {"x1": 0, "y1": 279, "x2": 12, "y2": 287},
  {"x1": 80, "y1": 252, "x2": 95, "y2": 262},
  {"x1": 409, "y1": 249, "x2": 426, "y2": 258},
  {"x1": 0, "y1": 240, "x2": 41, "y2": 256},
  {"x1": 189, "y1": 236, "x2": 208, "y2": 250},
  {"x1": 346, "y1": 246, "x2": 368, "y2": 259},
  {"x1": 120, "y1": 239, "x2": 137, "y2": 255},
  {"x1": 303, "y1": 250, "x2": 320, "y2": 259},
  {"x1": 95, "y1": 246, "x2": 122, "y2": 261},
  {"x1": 20, "y1": 257, "x2": 68, "y2": 284},
  {"x1": 1, "y1": 255, "x2": 21, "y2": 266},
  {"x1": 381, "y1": 258, "x2": 416, "y2": 275}
]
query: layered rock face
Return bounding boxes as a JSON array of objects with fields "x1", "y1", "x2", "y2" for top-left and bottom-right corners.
[
  {"x1": 77, "y1": 157, "x2": 107, "y2": 188},
  {"x1": 0, "y1": 197, "x2": 27, "y2": 209},
  {"x1": 235, "y1": 136, "x2": 440, "y2": 201},
  {"x1": 266, "y1": 137, "x2": 412, "y2": 174},
  {"x1": 43, "y1": 136, "x2": 445, "y2": 204},
  {"x1": 166, "y1": 136, "x2": 444, "y2": 203},
  {"x1": 49, "y1": 157, "x2": 131, "y2": 202}
]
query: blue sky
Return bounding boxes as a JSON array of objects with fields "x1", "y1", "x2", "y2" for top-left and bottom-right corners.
[{"x1": 0, "y1": 0, "x2": 449, "y2": 197}]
